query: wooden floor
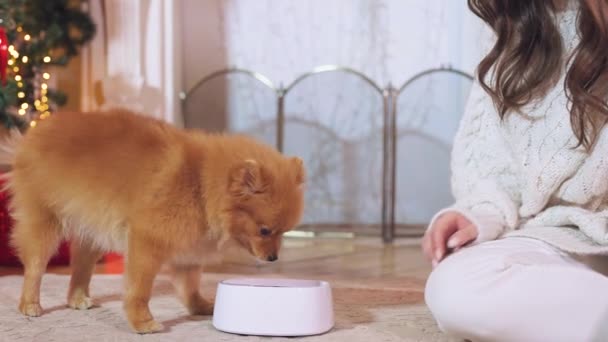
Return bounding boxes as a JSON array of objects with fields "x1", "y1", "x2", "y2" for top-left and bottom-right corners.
[{"x1": 0, "y1": 237, "x2": 431, "y2": 282}]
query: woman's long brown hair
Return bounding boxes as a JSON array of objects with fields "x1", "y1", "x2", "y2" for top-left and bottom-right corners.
[{"x1": 468, "y1": 0, "x2": 608, "y2": 149}]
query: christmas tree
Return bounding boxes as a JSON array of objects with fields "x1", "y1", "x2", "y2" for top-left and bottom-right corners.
[{"x1": 0, "y1": 0, "x2": 95, "y2": 130}]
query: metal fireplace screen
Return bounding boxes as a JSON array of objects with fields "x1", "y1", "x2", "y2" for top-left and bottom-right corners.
[{"x1": 181, "y1": 66, "x2": 473, "y2": 242}]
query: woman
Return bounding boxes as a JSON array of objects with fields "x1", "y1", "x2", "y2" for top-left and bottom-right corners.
[{"x1": 423, "y1": 0, "x2": 608, "y2": 341}]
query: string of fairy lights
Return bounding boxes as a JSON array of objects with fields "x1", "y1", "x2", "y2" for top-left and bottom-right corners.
[{"x1": 7, "y1": 26, "x2": 53, "y2": 128}]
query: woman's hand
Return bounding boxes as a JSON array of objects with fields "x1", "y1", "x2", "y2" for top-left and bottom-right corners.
[{"x1": 422, "y1": 211, "x2": 478, "y2": 266}]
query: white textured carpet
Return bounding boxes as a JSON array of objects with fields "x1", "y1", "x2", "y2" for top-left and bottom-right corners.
[{"x1": 0, "y1": 274, "x2": 455, "y2": 342}]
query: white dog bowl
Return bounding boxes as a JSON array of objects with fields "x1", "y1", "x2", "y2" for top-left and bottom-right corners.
[{"x1": 212, "y1": 278, "x2": 334, "y2": 336}]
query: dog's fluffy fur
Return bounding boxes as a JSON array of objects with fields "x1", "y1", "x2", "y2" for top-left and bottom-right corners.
[{"x1": 4, "y1": 110, "x2": 305, "y2": 333}]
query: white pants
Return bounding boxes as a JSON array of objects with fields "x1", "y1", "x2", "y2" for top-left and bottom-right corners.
[{"x1": 425, "y1": 237, "x2": 608, "y2": 342}]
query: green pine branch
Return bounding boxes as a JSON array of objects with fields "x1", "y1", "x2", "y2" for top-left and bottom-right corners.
[{"x1": 0, "y1": 0, "x2": 95, "y2": 130}]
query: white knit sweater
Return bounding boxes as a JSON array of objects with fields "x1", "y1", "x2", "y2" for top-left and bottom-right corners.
[{"x1": 432, "y1": 4, "x2": 608, "y2": 254}]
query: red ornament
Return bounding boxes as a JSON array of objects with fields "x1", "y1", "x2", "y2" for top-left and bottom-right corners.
[{"x1": 0, "y1": 27, "x2": 7, "y2": 86}]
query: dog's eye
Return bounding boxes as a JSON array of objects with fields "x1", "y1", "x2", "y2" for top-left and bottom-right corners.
[{"x1": 260, "y1": 227, "x2": 272, "y2": 236}]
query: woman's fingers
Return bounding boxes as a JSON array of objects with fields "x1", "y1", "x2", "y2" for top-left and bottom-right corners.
[
  {"x1": 446, "y1": 225, "x2": 478, "y2": 249},
  {"x1": 430, "y1": 215, "x2": 459, "y2": 262},
  {"x1": 423, "y1": 212, "x2": 479, "y2": 267}
]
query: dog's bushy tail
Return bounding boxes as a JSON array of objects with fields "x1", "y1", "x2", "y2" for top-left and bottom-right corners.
[{"x1": 0, "y1": 129, "x2": 23, "y2": 187}]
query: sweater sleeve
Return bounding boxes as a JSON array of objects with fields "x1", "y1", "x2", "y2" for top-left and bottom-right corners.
[{"x1": 428, "y1": 80, "x2": 521, "y2": 244}]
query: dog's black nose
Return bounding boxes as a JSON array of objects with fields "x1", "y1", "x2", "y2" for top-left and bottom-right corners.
[{"x1": 267, "y1": 254, "x2": 278, "y2": 262}]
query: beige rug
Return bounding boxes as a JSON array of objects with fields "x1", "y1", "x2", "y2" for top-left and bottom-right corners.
[{"x1": 0, "y1": 273, "x2": 456, "y2": 342}]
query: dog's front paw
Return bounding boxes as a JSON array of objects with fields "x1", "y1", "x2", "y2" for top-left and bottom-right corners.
[
  {"x1": 68, "y1": 293, "x2": 94, "y2": 310},
  {"x1": 19, "y1": 301, "x2": 42, "y2": 317},
  {"x1": 187, "y1": 295, "x2": 214, "y2": 316},
  {"x1": 131, "y1": 319, "x2": 164, "y2": 334}
]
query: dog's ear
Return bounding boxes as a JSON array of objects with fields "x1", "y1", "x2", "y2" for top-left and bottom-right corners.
[
  {"x1": 229, "y1": 159, "x2": 269, "y2": 196},
  {"x1": 291, "y1": 157, "x2": 306, "y2": 186}
]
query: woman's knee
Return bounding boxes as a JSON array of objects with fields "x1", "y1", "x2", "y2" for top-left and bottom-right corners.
[
  {"x1": 425, "y1": 257, "x2": 473, "y2": 334},
  {"x1": 424, "y1": 248, "x2": 508, "y2": 339}
]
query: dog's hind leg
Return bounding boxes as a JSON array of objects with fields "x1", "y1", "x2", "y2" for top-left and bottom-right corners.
[
  {"x1": 11, "y1": 202, "x2": 62, "y2": 317},
  {"x1": 67, "y1": 237, "x2": 104, "y2": 310}
]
